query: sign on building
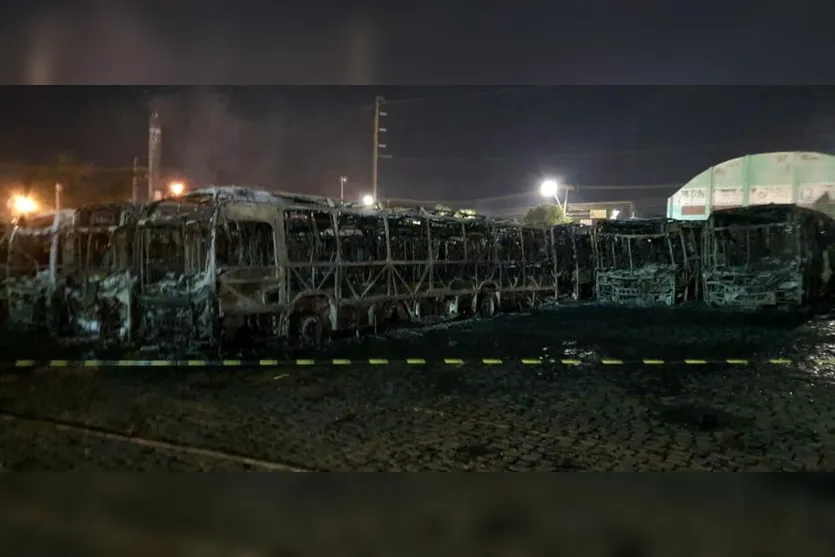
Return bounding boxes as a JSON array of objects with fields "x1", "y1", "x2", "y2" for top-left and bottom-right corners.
[
  {"x1": 677, "y1": 187, "x2": 708, "y2": 215},
  {"x1": 712, "y1": 187, "x2": 743, "y2": 208},
  {"x1": 749, "y1": 185, "x2": 792, "y2": 205},
  {"x1": 798, "y1": 183, "x2": 835, "y2": 205}
]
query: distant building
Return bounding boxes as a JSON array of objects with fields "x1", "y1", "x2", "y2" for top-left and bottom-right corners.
[
  {"x1": 667, "y1": 151, "x2": 835, "y2": 220},
  {"x1": 384, "y1": 193, "x2": 637, "y2": 223},
  {"x1": 564, "y1": 201, "x2": 636, "y2": 224},
  {"x1": 487, "y1": 200, "x2": 635, "y2": 223}
]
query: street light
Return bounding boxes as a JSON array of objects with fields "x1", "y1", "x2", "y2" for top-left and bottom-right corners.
[
  {"x1": 539, "y1": 178, "x2": 568, "y2": 211},
  {"x1": 169, "y1": 181, "x2": 185, "y2": 196},
  {"x1": 539, "y1": 179, "x2": 559, "y2": 198},
  {"x1": 361, "y1": 194, "x2": 375, "y2": 207},
  {"x1": 8, "y1": 194, "x2": 38, "y2": 216}
]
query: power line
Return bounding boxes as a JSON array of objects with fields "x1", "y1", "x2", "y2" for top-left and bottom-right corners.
[
  {"x1": 376, "y1": 85, "x2": 545, "y2": 104},
  {"x1": 571, "y1": 184, "x2": 680, "y2": 190},
  {"x1": 447, "y1": 184, "x2": 681, "y2": 204},
  {"x1": 364, "y1": 87, "x2": 538, "y2": 109},
  {"x1": 281, "y1": 87, "x2": 536, "y2": 136},
  {"x1": 0, "y1": 162, "x2": 140, "y2": 174},
  {"x1": 206, "y1": 88, "x2": 832, "y2": 166},
  {"x1": 383, "y1": 138, "x2": 822, "y2": 162}
]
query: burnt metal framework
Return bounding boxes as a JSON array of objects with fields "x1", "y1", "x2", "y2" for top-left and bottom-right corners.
[
  {"x1": 2, "y1": 205, "x2": 138, "y2": 342},
  {"x1": 592, "y1": 219, "x2": 701, "y2": 306},
  {"x1": 9, "y1": 188, "x2": 835, "y2": 353},
  {"x1": 130, "y1": 187, "x2": 581, "y2": 352},
  {"x1": 0, "y1": 220, "x2": 12, "y2": 324},
  {"x1": 703, "y1": 204, "x2": 835, "y2": 308},
  {"x1": 550, "y1": 223, "x2": 595, "y2": 301},
  {"x1": 4, "y1": 211, "x2": 75, "y2": 332}
]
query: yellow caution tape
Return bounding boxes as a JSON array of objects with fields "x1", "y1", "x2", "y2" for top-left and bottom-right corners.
[{"x1": 3, "y1": 357, "x2": 800, "y2": 368}]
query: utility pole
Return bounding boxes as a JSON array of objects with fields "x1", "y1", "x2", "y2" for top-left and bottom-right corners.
[
  {"x1": 47, "y1": 182, "x2": 62, "y2": 320},
  {"x1": 372, "y1": 95, "x2": 388, "y2": 202},
  {"x1": 148, "y1": 110, "x2": 162, "y2": 201},
  {"x1": 131, "y1": 156, "x2": 139, "y2": 203}
]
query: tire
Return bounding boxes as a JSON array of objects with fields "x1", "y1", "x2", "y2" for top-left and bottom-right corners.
[
  {"x1": 477, "y1": 292, "x2": 496, "y2": 318},
  {"x1": 293, "y1": 312, "x2": 324, "y2": 350},
  {"x1": 444, "y1": 297, "x2": 459, "y2": 319}
]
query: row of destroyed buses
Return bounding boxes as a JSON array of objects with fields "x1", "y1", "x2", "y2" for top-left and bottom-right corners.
[{"x1": 0, "y1": 186, "x2": 833, "y2": 354}]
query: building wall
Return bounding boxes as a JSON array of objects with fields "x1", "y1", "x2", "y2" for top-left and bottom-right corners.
[
  {"x1": 487, "y1": 201, "x2": 635, "y2": 222},
  {"x1": 667, "y1": 151, "x2": 835, "y2": 220}
]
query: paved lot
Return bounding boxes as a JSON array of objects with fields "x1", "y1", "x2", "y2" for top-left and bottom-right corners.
[{"x1": 1, "y1": 304, "x2": 835, "y2": 471}]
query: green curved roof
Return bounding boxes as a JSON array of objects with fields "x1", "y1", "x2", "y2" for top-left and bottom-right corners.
[{"x1": 667, "y1": 151, "x2": 835, "y2": 220}]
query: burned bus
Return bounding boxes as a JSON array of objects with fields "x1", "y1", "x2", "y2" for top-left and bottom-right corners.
[
  {"x1": 4, "y1": 210, "x2": 75, "y2": 332},
  {"x1": 592, "y1": 218, "x2": 701, "y2": 306},
  {"x1": 702, "y1": 204, "x2": 835, "y2": 308},
  {"x1": 488, "y1": 219, "x2": 559, "y2": 312},
  {"x1": 62, "y1": 203, "x2": 138, "y2": 343},
  {"x1": 3, "y1": 204, "x2": 138, "y2": 343},
  {"x1": 552, "y1": 223, "x2": 595, "y2": 300},
  {"x1": 132, "y1": 186, "x2": 564, "y2": 352},
  {"x1": 0, "y1": 218, "x2": 12, "y2": 323}
]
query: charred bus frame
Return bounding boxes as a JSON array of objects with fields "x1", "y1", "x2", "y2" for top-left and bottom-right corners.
[
  {"x1": 4, "y1": 210, "x2": 76, "y2": 332},
  {"x1": 0, "y1": 219, "x2": 12, "y2": 323},
  {"x1": 13, "y1": 190, "x2": 835, "y2": 355},
  {"x1": 702, "y1": 204, "x2": 835, "y2": 308},
  {"x1": 592, "y1": 219, "x2": 701, "y2": 306},
  {"x1": 133, "y1": 187, "x2": 567, "y2": 351},
  {"x1": 3, "y1": 204, "x2": 138, "y2": 341},
  {"x1": 553, "y1": 223, "x2": 595, "y2": 300}
]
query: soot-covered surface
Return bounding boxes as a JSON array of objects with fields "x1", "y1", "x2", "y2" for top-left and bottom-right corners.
[{"x1": 1, "y1": 304, "x2": 835, "y2": 471}]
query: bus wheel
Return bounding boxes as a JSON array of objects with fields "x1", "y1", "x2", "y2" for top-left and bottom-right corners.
[
  {"x1": 477, "y1": 292, "x2": 496, "y2": 318},
  {"x1": 293, "y1": 313, "x2": 324, "y2": 350},
  {"x1": 443, "y1": 297, "x2": 459, "y2": 318}
]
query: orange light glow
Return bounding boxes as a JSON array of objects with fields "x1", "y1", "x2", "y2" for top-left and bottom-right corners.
[
  {"x1": 169, "y1": 182, "x2": 185, "y2": 196},
  {"x1": 8, "y1": 194, "x2": 39, "y2": 215}
]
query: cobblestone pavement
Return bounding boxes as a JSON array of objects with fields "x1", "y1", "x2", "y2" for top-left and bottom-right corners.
[
  {"x1": 1, "y1": 304, "x2": 835, "y2": 471},
  {"x1": 4, "y1": 476, "x2": 834, "y2": 555}
]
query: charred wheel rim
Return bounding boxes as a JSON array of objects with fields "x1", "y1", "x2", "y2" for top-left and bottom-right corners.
[
  {"x1": 478, "y1": 294, "x2": 496, "y2": 317},
  {"x1": 445, "y1": 297, "x2": 458, "y2": 317},
  {"x1": 297, "y1": 314, "x2": 324, "y2": 348}
]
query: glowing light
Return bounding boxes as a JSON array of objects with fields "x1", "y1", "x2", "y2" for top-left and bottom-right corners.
[
  {"x1": 8, "y1": 194, "x2": 38, "y2": 215},
  {"x1": 361, "y1": 194, "x2": 375, "y2": 207},
  {"x1": 539, "y1": 179, "x2": 559, "y2": 198},
  {"x1": 169, "y1": 181, "x2": 185, "y2": 196},
  {"x1": 610, "y1": 209, "x2": 621, "y2": 220}
]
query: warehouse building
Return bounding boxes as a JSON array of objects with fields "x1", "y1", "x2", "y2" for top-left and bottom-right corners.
[
  {"x1": 479, "y1": 201, "x2": 635, "y2": 223},
  {"x1": 470, "y1": 191, "x2": 636, "y2": 223},
  {"x1": 667, "y1": 151, "x2": 835, "y2": 220},
  {"x1": 564, "y1": 201, "x2": 635, "y2": 224}
]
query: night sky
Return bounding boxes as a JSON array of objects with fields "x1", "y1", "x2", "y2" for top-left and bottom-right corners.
[
  {"x1": 1, "y1": 86, "x2": 834, "y2": 214},
  {"x1": 2, "y1": 4, "x2": 835, "y2": 215}
]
